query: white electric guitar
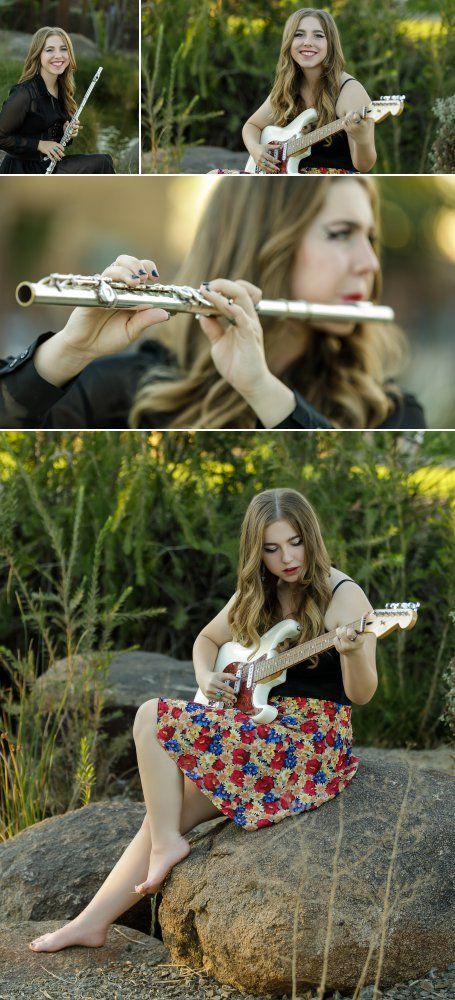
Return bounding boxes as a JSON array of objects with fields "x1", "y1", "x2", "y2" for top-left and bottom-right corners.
[
  {"x1": 195, "y1": 603, "x2": 419, "y2": 724},
  {"x1": 244, "y1": 95, "x2": 405, "y2": 174}
]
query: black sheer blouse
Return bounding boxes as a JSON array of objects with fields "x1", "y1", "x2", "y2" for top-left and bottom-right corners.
[{"x1": 0, "y1": 73, "x2": 68, "y2": 162}]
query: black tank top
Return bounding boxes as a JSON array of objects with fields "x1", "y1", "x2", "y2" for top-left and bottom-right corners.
[
  {"x1": 299, "y1": 78, "x2": 357, "y2": 172},
  {"x1": 273, "y1": 578, "x2": 354, "y2": 705}
]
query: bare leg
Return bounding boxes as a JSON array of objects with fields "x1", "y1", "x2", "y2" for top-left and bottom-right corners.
[
  {"x1": 132, "y1": 698, "x2": 194, "y2": 895},
  {"x1": 30, "y1": 705, "x2": 222, "y2": 953}
]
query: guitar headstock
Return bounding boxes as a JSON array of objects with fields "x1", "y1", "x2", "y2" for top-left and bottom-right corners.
[
  {"x1": 366, "y1": 95, "x2": 406, "y2": 123},
  {"x1": 365, "y1": 602, "x2": 419, "y2": 639}
]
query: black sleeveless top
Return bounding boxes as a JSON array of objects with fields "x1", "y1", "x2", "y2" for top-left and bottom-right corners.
[
  {"x1": 273, "y1": 578, "x2": 354, "y2": 705},
  {"x1": 299, "y1": 77, "x2": 357, "y2": 172}
]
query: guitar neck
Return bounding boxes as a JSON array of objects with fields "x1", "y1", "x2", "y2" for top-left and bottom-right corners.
[
  {"x1": 288, "y1": 114, "x2": 349, "y2": 155},
  {"x1": 255, "y1": 616, "x2": 366, "y2": 683}
]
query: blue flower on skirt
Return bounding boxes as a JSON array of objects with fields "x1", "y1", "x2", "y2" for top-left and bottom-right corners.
[
  {"x1": 240, "y1": 720, "x2": 256, "y2": 731},
  {"x1": 192, "y1": 712, "x2": 210, "y2": 726},
  {"x1": 186, "y1": 769, "x2": 201, "y2": 782},
  {"x1": 186, "y1": 702, "x2": 201, "y2": 712},
  {"x1": 233, "y1": 806, "x2": 247, "y2": 826},
  {"x1": 333, "y1": 734, "x2": 343, "y2": 749},
  {"x1": 281, "y1": 715, "x2": 298, "y2": 726},
  {"x1": 313, "y1": 730, "x2": 325, "y2": 743},
  {"x1": 164, "y1": 738, "x2": 181, "y2": 752},
  {"x1": 209, "y1": 740, "x2": 223, "y2": 755},
  {"x1": 284, "y1": 750, "x2": 298, "y2": 769},
  {"x1": 265, "y1": 729, "x2": 282, "y2": 744},
  {"x1": 243, "y1": 762, "x2": 259, "y2": 775},
  {"x1": 263, "y1": 792, "x2": 278, "y2": 803},
  {"x1": 314, "y1": 770, "x2": 328, "y2": 784},
  {"x1": 216, "y1": 783, "x2": 231, "y2": 800}
]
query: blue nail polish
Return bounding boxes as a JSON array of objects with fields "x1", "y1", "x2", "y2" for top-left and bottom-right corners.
[
  {"x1": 151, "y1": 268, "x2": 159, "y2": 277},
  {"x1": 201, "y1": 281, "x2": 210, "y2": 288},
  {"x1": 138, "y1": 269, "x2": 146, "y2": 275},
  {"x1": 131, "y1": 273, "x2": 139, "y2": 278}
]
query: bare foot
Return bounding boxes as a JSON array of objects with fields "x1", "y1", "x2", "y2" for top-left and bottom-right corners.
[
  {"x1": 134, "y1": 837, "x2": 190, "y2": 895},
  {"x1": 29, "y1": 919, "x2": 107, "y2": 953}
]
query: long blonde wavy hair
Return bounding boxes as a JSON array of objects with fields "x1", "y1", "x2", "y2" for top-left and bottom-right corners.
[
  {"x1": 229, "y1": 489, "x2": 333, "y2": 658},
  {"x1": 269, "y1": 8, "x2": 346, "y2": 128},
  {"x1": 131, "y1": 177, "x2": 406, "y2": 429},
  {"x1": 19, "y1": 27, "x2": 77, "y2": 116}
]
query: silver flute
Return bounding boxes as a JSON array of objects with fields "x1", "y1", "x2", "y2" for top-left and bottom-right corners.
[
  {"x1": 45, "y1": 67, "x2": 103, "y2": 175},
  {"x1": 16, "y1": 274, "x2": 395, "y2": 324}
]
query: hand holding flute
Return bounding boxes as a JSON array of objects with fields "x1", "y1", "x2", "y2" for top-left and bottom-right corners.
[
  {"x1": 33, "y1": 256, "x2": 171, "y2": 388},
  {"x1": 32, "y1": 258, "x2": 293, "y2": 424}
]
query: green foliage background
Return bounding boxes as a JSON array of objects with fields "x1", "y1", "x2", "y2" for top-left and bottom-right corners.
[
  {"x1": 1, "y1": 430, "x2": 453, "y2": 751},
  {"x1": 142, "y1": 0, "x2": 455, "y2": 173},
  {"x1": 0, "y1": 55, "x2": 138, "y2": 171}
]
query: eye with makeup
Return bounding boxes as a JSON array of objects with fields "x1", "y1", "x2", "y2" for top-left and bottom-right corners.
[
  {"x1": 294, "y1": 31, "x2": 326, "y2": 40},
  {"x1": 263, "y1": 538, "x2": 303, "y2": 553},
  {"x1": 325, "y1": 225, "x2": 377, "y2": 246}
]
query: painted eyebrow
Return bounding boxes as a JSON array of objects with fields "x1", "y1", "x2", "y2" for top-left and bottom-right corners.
[
  {"x1": 264, "y1": 534, "x2": 301, "y2": 545},
  {"x1": 324, "y1": 219, "x2": 377, "y2": 234}
]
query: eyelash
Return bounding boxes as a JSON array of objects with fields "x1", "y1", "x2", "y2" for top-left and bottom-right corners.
[
  {"x1": 264, "y1": 540, "x2": 303, "y2": 553},
  {"x1": 328, "y1": 228, "x2": 376, "y2": 245}
]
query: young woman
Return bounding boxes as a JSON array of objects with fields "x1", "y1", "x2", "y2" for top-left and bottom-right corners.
[
  {"x1": 242, "y1": 8, "x2": 376, "y2": 174},
  {"x1": 0, "y1": 176, "x2": 425, "y2": 429},
  {"x1": 29, "y1": 487, "x2": 378, "y2": 953},
  {"x1": 0, "y1": 27, "x2": 115, "y2": 174}
]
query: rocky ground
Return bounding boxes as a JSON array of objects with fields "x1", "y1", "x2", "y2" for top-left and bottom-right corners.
[
  {"x1": 1, "y1": 922, "x2": 454, "y2": 1000},
  {"x1": 141, "y1": 145, "x2": 246, "y2": 174}
]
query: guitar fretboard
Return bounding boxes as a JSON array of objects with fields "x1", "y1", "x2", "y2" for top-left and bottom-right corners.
[
  {"x1": 255, "y1": 615, "x2": 369, "y2": 683},
  {"x1": 287, "y1": 112, "x2": 360, "y2": 155}
]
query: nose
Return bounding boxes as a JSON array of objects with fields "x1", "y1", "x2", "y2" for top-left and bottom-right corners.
[
  {"x1": 353, "y1": 235, "x2": 380, "y2": 275},
  {"x1": 282, "y1": 547, "x2": 294, "y2": 564}
]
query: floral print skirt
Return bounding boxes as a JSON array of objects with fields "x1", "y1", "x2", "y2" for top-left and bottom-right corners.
[{"x1": 156, "y1": 695, "x2": 358, "y2": 831}]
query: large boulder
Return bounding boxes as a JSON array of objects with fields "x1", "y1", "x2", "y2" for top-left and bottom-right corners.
[
  {"x1": 36, "y1": 650, "x2": 196, "y2": 769},
  {"x1": 158, "y1": 753, "x2": 455, "y2": 995},
  {"x1": 36, "y1": 650, "x2": 195, "y2": 712},
  {"x1": 0, "y1": 800, "x2": 151, "y2": 935}
]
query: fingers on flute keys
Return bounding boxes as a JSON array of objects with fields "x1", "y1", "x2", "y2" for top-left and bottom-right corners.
[{"x1": 102, "y1": 255, "x2": 160, "y2": 284}]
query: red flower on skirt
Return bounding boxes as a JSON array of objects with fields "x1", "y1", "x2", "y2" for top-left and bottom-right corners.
[
  {"x1": 212, "y1": 759, "x2": 225, "y2": 771},
  {"x1": 157, "y1": 725, "x2": 175, "y2": 741},
  {"x1": 240, "y1": 729, "x2": 256, "y2": 744},
  {"x1": 326, "y1": 778, "x2": 341, "y2": 795},
  {"x1": 203, "y1": 772, "x2": 220, "y2": 791},
  {"x1": 300, "y1": 719, "x2": 319, "y2": 734},
  {"x1": 270, "y1": 750, "x2": 287, "y2": 770},
  {"x1": 230, "y1": 769, "x2": 245, "y2": 787},
  {"x1": 280, "y1": 792, "x2": 295, "y2": 808},
  {"x1": 256, "y1": 725, "x2": 270, "y2": 739},
  {"x1": 232, "y1": 747, "x2": 250, "y2": 765},
  {"x1": 178, "y1": 753, "x2": 198, "y2": 770},
  {"x1": 257, "y1": 818, "x2": 273, "y2": 828},
  {"x1": 323, "y1": 702, "x2": 337, "y2": 721},
  {"x1": 335, "y1": 752, "x2": 349, "y2": 772},
  {"x1": 304, "y1": 779, "x2": 317, "y2": 795},
  {"x1": 254, "y1": 775, "x2": 274, "y2": 794},
  {"x1": 194, "y1": 734, "x2": 212, "y2": 751},
  {"x1": 305, "y1": 757, "x2": 321, "y2": 775},
  {"x1": 264, "y1": 800, "x2": 280, "y2": 815},
  {"x1": 325, "y1": 728, "x2": 337, "y2": 747}
]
